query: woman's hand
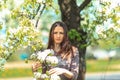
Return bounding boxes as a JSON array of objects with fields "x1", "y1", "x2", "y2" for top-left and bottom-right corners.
[
  {"x1": 48, "y1": 67, "x2": 74, "y2": 79},
  {"x1": 48, "y1": 67, "x2": 66, "y2": 75},
  {"x1": 32, "y1": 62, "x2": 41, "y2": 72}
]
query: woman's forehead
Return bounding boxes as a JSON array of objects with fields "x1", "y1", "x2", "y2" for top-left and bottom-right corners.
[{"x1": 54, "y1": 26, "x2": 64, "y2": 31}]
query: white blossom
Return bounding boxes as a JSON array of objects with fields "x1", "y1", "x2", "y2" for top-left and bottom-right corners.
[
  {"x1": 0, "y1": 58, "x2": 6, "y2": 66},
  {"x1": 34, "y1": 72, "x2": 41, "y2": 78},
  {"x1": 31, "y1": 49, "x2": 60, "y2": 80},
  {"x1": 50, "y1": 74, "x2": 61, "y2": 80},
  {"x1": 10, "y1": 46, "x2": 13, "y2": 49},
  {"x1": 44, "y1": 49, "x2": 54, "y2": 55},
  {"x1": 23, "y1": 27, "x2": 29, "y2": 33},
  {"x1": 36, "y1": 0, "x2": 44, "y2": 3},
  {"x1": 37, "y1": 49, "x2": 55, "y2": 62},
  {"x1": 40, "y1": 74, "x2": 49, "y2": 79},
  {"x1": 30, "y1": 53, "x2": 37, "y2": 60},
  {"x1": 0, "y1": 58, "x2": 6, "y2": 71},
  {"x1": 37, "y1": 51, "x2": 48, "y2": 62},
  {"x1": 46, "y1": 56, "x2": 58, "y2": 66},
  {"x1": 4, "y1": 51, "x2": 9, "y2": 56},
  {"x1": 8, "y1": 28, "x2": 18, "y2": 34}
]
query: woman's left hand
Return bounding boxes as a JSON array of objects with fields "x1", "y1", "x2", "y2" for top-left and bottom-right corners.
[
  {"x1": 48, "y1": 67, "x2": 74, "y2": 79},
  {"x1": 48, "y1": 67, "x2": 66, "y2": 75}
]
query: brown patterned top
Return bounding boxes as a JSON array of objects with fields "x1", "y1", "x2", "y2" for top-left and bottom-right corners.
[{"x1": 55, "y1": 48, "x2": 79, "y2": 80}]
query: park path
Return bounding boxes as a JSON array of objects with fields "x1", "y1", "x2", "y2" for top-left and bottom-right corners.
[
  {"x1": 4, "y1": 61, "x2": 33, "y2": 69},
  {"x1": 0, "y1": 77, "x2": 33, "y2": 80}
]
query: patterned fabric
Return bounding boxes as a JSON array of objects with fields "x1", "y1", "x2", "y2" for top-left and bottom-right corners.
[{"x1": 55, "y1": 49, "x2": 79, "y2": 80}]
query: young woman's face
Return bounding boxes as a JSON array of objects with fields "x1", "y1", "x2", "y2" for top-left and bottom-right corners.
[{"x1": 53, "y1": 26, "x2": 64, "y2": 44}]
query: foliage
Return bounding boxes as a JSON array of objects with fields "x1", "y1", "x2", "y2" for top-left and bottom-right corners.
[
  {"x1": 0, "y1": 0, "x2": 59, "y2": 72},
  {"x1": 0, "y1": 23, "x2": 43, "y2": 70},
  {"x1": 0, "y1": 0, "x2": 45, "y2": 71},
  {"x1": 81, "y1": 1, "x2": 120, "y2": 49},
  {"x1": 68, "y1": 29, "x2": 87, "y2": 48}
]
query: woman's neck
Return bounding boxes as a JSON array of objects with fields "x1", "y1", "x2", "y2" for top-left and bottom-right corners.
[{"x1": 54, "y1": 43, "x2": 60, "y2": 53}]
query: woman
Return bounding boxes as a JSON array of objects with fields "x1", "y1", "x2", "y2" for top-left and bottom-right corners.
[{"x1": 32, "y1": 21, "x2": 79, "y2": 80}]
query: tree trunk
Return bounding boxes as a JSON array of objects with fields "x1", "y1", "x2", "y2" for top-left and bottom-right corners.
[{"x1": 58, "y1": 0, "x2": 91, "y2": 80}]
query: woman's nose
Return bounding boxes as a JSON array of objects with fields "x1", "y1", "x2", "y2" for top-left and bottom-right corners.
[{"x1": 57, "y1": 33, "x2": 60, "y2": 37}]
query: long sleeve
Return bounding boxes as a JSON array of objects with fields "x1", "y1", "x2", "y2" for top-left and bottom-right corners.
[{"x1": 70, "y1": 49, "x2": 79, "y2": 80}]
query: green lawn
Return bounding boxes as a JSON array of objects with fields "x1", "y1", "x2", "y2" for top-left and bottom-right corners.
[
  {"x1": 0, "y1": 59, "x2": 120, "y2": 78},
  {"x1": 86, "y1": 59, "x2": 120, "y2": 72},
  {"x1": 0, "y1": 68, "x2": 33, "y2": 78}
]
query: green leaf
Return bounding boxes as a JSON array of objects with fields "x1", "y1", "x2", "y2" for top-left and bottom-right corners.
[
  {"x1": 25, "y1": 58, "x2": 28, "y2": 63},
  {"x1": 0, "y1": 25, "x2": 2, "y2": 30}
]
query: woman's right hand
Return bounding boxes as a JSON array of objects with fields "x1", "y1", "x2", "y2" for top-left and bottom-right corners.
[{"x1": 32, "y1": 62, "x2": 41, "y2": 72}]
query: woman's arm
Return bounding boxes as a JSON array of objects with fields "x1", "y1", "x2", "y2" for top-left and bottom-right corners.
[
  {"x1": 70, "y1": 47, "x2": 79, "y2": 80},
  {"x1": 48, "y1": 67, "x2": 74, "y2": 79},
  {"x1": 62, "y1": 68, "x2": 74, "y2": 79}
]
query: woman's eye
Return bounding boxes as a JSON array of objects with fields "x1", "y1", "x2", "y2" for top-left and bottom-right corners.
[
  {"x1": 53, "y1": 32, "x2": 57, "y2": 34},
  {"x1": 53, "y1": 32, "x2": 64, "y2": 34},
  {"x1": 60, "y1": 32, "x2": 64, "y2": 34}
]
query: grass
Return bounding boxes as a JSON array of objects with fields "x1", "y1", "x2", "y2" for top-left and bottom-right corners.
[
  {"x1": 0, "y1": 59, "x2": 120, "y2": 78},
  {"x1": 0, "y1": 68, "x2": 33, "y2": 78},
  {"x1": 86, "y1": 59, "x2": 120, "y2": 72}
]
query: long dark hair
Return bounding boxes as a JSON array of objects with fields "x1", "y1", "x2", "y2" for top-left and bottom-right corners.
[{"x1": 47, "y1": 21, "x2": 73, "y2": 58}]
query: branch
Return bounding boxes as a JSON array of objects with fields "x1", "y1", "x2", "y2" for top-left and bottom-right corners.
[
  {"x1": 32, "y1": 4, "x2": 41, "y2": 19},
  {"x1": 78, "y1": 0, "x2": 91, "y2": 12},
  {"x1": 35, "y1": 3, "x2": 46, "y2": 28}
]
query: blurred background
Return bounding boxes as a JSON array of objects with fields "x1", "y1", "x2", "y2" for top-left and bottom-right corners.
[{"x1": 0, "y1": 0, "x2": 120, "y2": 80}]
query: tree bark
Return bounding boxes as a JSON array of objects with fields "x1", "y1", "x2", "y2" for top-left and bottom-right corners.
[{"x1": 58, "y1": 0, "x2": 91, "y2": 80}]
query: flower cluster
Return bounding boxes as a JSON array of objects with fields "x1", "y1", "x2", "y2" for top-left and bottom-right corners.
[
  {"x1": 30, "y1": 49, "x2": 61, "y2": 80},
  {"x1": 0, "y1": 58, "x2": 6, "y2": 71}
]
